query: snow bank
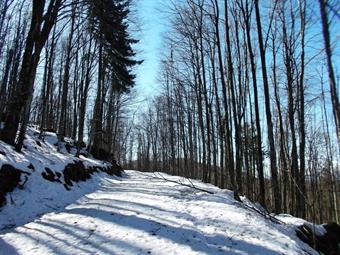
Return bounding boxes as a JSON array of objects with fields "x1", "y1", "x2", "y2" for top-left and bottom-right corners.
[{"x1": 0, "y1": 127, "x2": 121, "y2": 231}]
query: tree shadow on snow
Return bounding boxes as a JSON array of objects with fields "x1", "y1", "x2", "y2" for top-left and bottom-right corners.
[
  {"x1": 0, "y1": 237, "x2": 20, "y2": 255},
  {"x1": 0, "y1": 221, "x2": 147, "y2": 255},
  {"x1": 1, "y1": 195, "x2": 285, "y2": 254},
  {"x1": 63, "y1": 206, "x2": 281, "y2": 255},
  {"x1": 0, "y1": 172, "x2": 290, "y2": 254}
]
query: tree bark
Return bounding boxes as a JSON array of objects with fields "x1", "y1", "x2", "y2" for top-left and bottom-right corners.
[
  {"x1": 254, "y1": 0, "x2": 281, "y2": 213},
  {"x1": 318, "y1": 0, "x2": 340, "y2": 143}
]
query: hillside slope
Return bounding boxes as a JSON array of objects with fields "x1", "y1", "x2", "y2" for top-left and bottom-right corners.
[
  {"x1": 0, "y1": 127, "x2": 121, "y2": 231},
  {"x1": 0, "y1": 170, "x2": 318, "y2": 255}
]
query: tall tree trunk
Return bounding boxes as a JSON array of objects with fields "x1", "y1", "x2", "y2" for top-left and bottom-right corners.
[
  {"x1": 298, "y1": 0, "x2": 306, "y2": 218},
  {"x1": 212, "y1": 0, "x2": 232, "y2": 189},
  {"x1": 271, "y1": 33, "x2": 289, "y2": 213},
  {"x1": 58, "y1": 1, "x2": 77, "y2": 141},
  {"x1": 225, "y1": 0, "x2": 241, "y2": 193},
  {"x1": 222, "y1": 0, "x2": 235, "y2": 190},
  {"x1": 240, "y1": 0, "x2": 266, "y2": 207},
  {"x1": 76, "y1": 37, "x2": 94, "y2": 156},
  {"x1": 0, "y1": 49, "x2": 14, "y2": 121},
  {"x1": 318, "y1": 0, "x2": 340, "y2": 144},
  {"x1": 254, "y1": 0, "x2": 281, "y2": 213},
  {"x1": 0, "y1": 0, "x2": 62, "y2": 151},
  {"x1": 90, "y1": 44, "x2": 105, "y2": 159}
]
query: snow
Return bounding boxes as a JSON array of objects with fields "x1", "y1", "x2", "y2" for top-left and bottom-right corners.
[
  {"x1": 0, "y1": 127, "x2": 319, "y2": 254},
  {"x1": 0, "y1": 170, "x2": 317, "y2": 255},
  {"x1": 276, "y1": 214, "x2": 327, "y2": 237},
  {"x1": 0, "y1": 127, "x2": 114, "y2": 230}
]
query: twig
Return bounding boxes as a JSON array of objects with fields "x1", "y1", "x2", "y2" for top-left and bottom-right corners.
[
  {"x1": 242, "y1": 203, "x2": 285, "y2": 225},
  {"x1": 151, "y1": 172, "x2": 215, "y2": 194}
]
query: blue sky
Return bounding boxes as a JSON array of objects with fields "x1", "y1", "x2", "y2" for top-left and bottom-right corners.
[
  {"x1": 133, "y1": 0, "x2": 169, "y2": 104},
  {"x1": 131, "y1": 0, "x2": 339, "y2": 109}
]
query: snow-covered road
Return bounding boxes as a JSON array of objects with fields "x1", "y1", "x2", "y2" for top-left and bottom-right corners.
[{"x1": 0, "y1": 171, "x2": 316, "y2": 255}]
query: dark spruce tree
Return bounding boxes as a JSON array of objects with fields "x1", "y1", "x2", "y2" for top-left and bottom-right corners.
[
  {"x1": 87, "y1": 0, "x2": 141, "y2": 92},
  {"x1": 86, "y1": 0, "x2": 141, "y2": 160}
]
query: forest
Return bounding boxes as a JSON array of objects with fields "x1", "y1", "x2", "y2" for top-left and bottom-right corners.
[
  {"x1": 131, "y1": 0, "x2": 340, "y2": 224},
  {"x1": 0, "y1": 0, "x2": 339, "y2": 229}
]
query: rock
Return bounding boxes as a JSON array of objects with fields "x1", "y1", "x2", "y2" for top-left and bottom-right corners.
[
  {"x1": 41, "y1": 167, "x2": 61, "y2": 183},
  {"x1": 63, "y1": 161, "x2": 91, "y2": 189},
  {"x1": 63, "y1": 160, "x2": 123, "y2": 190},
  {"x1": 0, "y1": 164, "x2": 22, "y2": 207},
  {"x1": 104, "y1": 161, "x2": 123, "y2": 177},
  {"x1": 27, "y1": 163, "x2": 35, "y2": 171},
  {"x1": 296, "y1": 222, "x2": 340, "y2": 255},
  {"x1": 65, "y1": 143, "x2": 72, "y2": 153}
]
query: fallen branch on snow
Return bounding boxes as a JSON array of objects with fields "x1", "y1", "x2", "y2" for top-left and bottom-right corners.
[{"x1": 149, "y1": 172, "x2": 215, "y2": 194}]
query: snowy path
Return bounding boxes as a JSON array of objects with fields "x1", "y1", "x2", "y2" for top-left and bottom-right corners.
[{"x1": 0, "y1": 171, "x2": 315, "y2": 255}]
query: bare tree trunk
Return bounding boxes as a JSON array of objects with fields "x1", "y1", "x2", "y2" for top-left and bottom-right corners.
[
  {"x1": 0, "y1": 49, "x2": 14, "y2": 121},
  {"x1": 318, "y1": 0, "x2": 340, "y2": 144},
  {"x1": 271, "y1": 30, "x2": 289, "y2": 213},
  {"x1": 225, "y1": 0, "x2": 241, "y2": 193},
  {"x1": 0, "y1": 0, "x2": 62, "y2": 151},
  {"x1": 298, "y1": 0, "x2": 306, "y2": 218},
  {"x1": 90, "y1": 44, "x2": 105, "y2": 158},
  {"x1": 212, "y1": 0, "x2": 231, "y2": 189},
  {"x1": 76, "y1": 37, "x2": 95, "y2": 156},
  {"x1": 240, "y1": 0, "x2": 266, "y2": 207},
  {"x1": 58, "y1": 1, "x2": 77, "y2": 141},
  {"x1": 254, "y1": 0, "x2": 281, "y2": 213}
]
